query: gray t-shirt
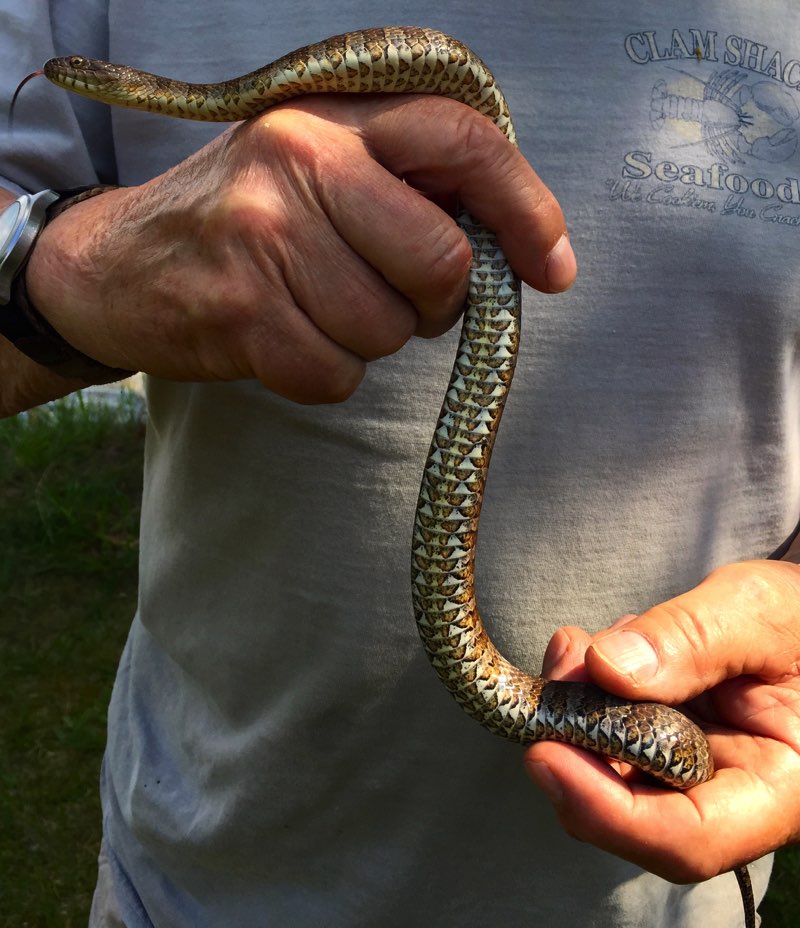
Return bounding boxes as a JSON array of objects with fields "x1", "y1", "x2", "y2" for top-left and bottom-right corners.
[{"x1": 3, "y1": 1, "x2": 795, "y2": 925}]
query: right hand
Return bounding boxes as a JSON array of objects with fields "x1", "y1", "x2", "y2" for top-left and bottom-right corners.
[{"x1": 26, "y1": 94, "x2": 575, "y2": 403}]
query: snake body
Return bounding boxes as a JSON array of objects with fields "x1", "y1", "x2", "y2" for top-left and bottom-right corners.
[{"x1": 39, "y1": 26, "x2": 752, "y2": 925}]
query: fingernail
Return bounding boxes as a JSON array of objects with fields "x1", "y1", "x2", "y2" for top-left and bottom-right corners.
[
  {"x1": 525, "y1": 761, "x2": 564, "y2": 804},
  {"x1": 592, "y1": 631, "x2": 659, "y2": 683},
  {"x1": 544, "y1": 233, "x2": 577, "y2": 292}
]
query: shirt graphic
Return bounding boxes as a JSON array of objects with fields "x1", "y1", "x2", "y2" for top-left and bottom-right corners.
[{"x1": 609, "y1": 27, "x2": 800, "y2": 228}]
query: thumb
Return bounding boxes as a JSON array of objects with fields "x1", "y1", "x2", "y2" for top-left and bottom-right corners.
[{"x1": 584, "y1": 560, "x2": 800, "y2": 704}]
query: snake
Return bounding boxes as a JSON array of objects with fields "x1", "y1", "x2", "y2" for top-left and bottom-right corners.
[{"x1": 23, "y1": 26, "x2": 754, "y2": 927}]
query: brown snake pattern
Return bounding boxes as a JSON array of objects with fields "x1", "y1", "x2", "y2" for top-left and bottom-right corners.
[{"x1": 35, "y1": 26, "x2": 753, "y2": 926}]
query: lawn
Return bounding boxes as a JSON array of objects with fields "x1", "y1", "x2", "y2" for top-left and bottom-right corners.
[
  {"x1": 0, "y1": 396, "x2": 143, "y2": 926},
  {"x1": 0, "y1": 396, "x2": 797, "y2": 926}
]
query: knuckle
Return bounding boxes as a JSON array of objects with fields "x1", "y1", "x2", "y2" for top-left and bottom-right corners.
[
  {"x1": 200, "y1": 267, "x2": 270, "y2": 340},
  {"x1": 324, "y1": 370, "x2": 365, "y2": 404},
  {"x1": 455, "y1": 108, "x2": 560, "y2": 225},
  {"x1": 206, "y1": 183, "x2": 289, "y2": 245},
  {"x1": 296, "y1": 361, "x2": 366, "y2": 405},
  {"x1": 363, "y1": 315, "x2": 416, "y2": 360},
  {"x1": 456, "y1": 105, "x2": 507, "y2": 170},
  {"x1": 409, "y1": 225, "x2": 471, "y2": 337},
  {"x1": 457, "y1": 109, "x2": 530, "y2": 199},
  {"x1": 253, "y1": 106, "x2": 350, "y2": 188},
  {"x1": 337, "y1": 284, "x2": 417, "y2": 361},
  {"x1": 250, "y1": 107, "x2": 312, "y2": 154},
  {"x1": 423, "y1": 225, "x2": 473, "y2": 295},
  {"x1": 252, "y1": 340, "x2": 366, "y2": 405},
  {"x1": 726, "y1": 560, "x2": 793, "y2": 611},
  {"x1": 656, "y1": 600, "x2": 716, "y2": 679},
  {"x1": 705, "y1": 559, "x2": 798, "y2": 634}
]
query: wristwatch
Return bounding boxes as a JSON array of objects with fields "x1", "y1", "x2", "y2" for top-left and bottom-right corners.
[
  {"x1": 0, "y1": 186, "x2": 134, "y2": 382},
  {"x1": 0, "y1": 189, "x2": 58, "y2": 303}
]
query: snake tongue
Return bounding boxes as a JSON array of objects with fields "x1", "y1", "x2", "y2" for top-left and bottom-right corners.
[{"x1": 9, "y1": 70, "x2": 45, "y2": 131}]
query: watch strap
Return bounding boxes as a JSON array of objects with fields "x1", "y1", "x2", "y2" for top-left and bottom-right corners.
[{"x1": 2, "y1": 185, "x2": 135, "y2": 383}]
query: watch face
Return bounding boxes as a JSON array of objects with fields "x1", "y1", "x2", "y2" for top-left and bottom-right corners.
[
  {"x1": 0, "y1": 200, "x2": 22, "y2": 254},
  {"x1": 0, "y1": 191, "x2": 57, "y2": 303}
]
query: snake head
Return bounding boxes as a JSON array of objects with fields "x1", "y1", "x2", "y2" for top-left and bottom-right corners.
[{"x1": 43, "y1": 56, "x2": 152, "y2": 107}]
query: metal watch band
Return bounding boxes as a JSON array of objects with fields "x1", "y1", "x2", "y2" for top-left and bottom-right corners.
[{"x1": 0, "y1": 185, "x2": 135, "y2": 383}]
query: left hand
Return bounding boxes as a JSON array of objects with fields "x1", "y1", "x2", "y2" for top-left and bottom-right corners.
[{"x1": 523, "y1": 558, "x2": 800, "y2": 883}]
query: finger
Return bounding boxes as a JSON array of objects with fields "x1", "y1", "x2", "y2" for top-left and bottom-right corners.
[
  {"x1": 353, "y1": 95, "x2": 576, "y2": 294},
  {"x1": 709, "y1": 676, "x2": 800, "y2": 750},
  {"x1": 608, "y1": 612, "x2": 639, "y2": 631},
  {"x1": 255, "y1": 104, "x2": 472, "y2": 339},
  {"x1": 541, "y1": 617, "x2": 638, "y2": 684},
  {"x1": 247, "y1": 313, "x2": 367, "y2": 405},
  {"x1": 257, "y1": 173, "x2": 423, "y2": 361},
  {"x1": 156, "y1": 244, "x2": 370, "y2": 404},
  {"x1": 584, "y1": 560, "x2": 800, "y2": 704},
  {"x1": 317, "y1": 152, "x2": 471, "y2": 340},
  {"x1": 523, "y1": 735, "x2": 794, "y2": 882},
  {"x1": 541, "y1": 626, "x2": 592, "y2": 679}
]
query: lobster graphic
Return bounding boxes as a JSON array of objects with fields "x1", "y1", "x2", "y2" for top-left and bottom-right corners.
[{"x1": 650, "y1": 68, "x2": 799, "y2": 164}]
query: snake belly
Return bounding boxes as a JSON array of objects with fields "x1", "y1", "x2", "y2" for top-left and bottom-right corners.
[{"x1": 41, "y1": 27, "x2": 755, "y2": 923}]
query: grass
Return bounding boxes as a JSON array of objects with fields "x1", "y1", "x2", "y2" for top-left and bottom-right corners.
[
  {"x1": 0, "y1": 395, "x2": 144, "y2": 927},
  {"x1": 763, "y1": 846, "x2": 800, "y2": 927},
  {"x1": 0, "y1": 394, "x2": 797, "y2": 926}
]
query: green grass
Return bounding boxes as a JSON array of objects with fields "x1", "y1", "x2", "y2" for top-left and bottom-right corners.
[
  {"x1": 0, "y1": 395, "x2": 797, "y2": 926},
  {"x1": 0, "y1": 395, "x2": 144, "y2": 927},
  {"x1": 762, "y1": 845, "x2": 800, "y2": 927}
]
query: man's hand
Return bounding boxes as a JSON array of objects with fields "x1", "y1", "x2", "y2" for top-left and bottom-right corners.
[
  {"x1": 23, "y1": 95, "x2": 575, "y2": 404},
  {"x1": 524, "y1": 559, "x2": 800, "y2": 883}
]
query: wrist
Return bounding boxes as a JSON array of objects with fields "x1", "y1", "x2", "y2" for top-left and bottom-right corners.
[{"x1": 22, "y1": 186, "x2": 135, "y2": 380}]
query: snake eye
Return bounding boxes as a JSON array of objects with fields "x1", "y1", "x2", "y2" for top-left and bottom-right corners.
[{"x1": 68, "y1": 56, "x2": 89, "y2": 69}]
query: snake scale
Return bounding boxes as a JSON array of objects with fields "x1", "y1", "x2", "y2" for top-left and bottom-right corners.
[{"x1": 27, "y1": 26, "x2": 754, "y2": 926}]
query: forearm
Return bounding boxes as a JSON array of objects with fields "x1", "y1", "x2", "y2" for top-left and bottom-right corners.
[{"x1": 0, "y1": 340, "x2": 91, "y2": 418}]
